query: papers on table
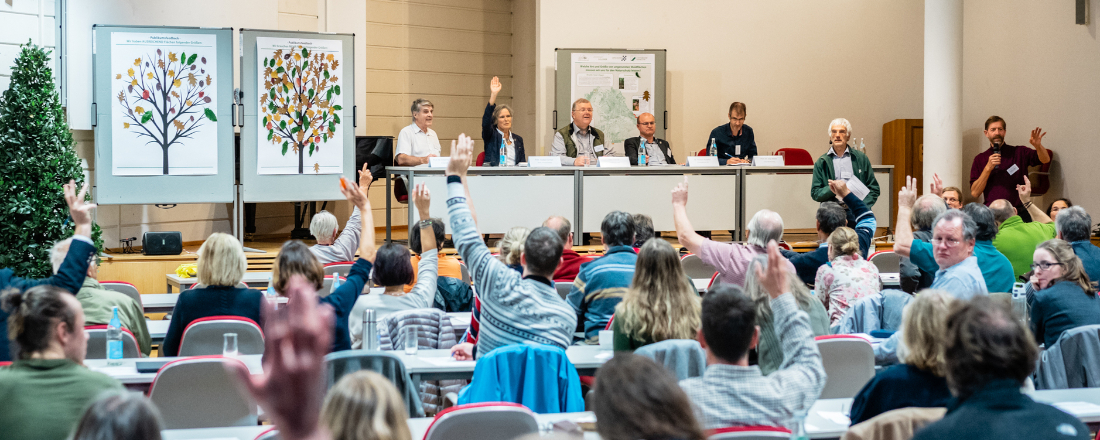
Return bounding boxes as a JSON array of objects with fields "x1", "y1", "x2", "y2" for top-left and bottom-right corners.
[
  {"x1": 419, "y1": 356, "x2": 475, "y2": 367},
  {"x1": 1053, "y1": 401, "x2": 1100, "y2": 416},
  {"x1": 817, "y1": 411, "x2": 851, "y2": 426},
  {"x1": 428, "y1": 157, "x2": 451, "y2": 168}
]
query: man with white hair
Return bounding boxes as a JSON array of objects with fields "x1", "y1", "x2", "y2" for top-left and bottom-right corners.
[
  {"x1": 811, "y1": 118, "x2": 880, "y2": 211},
  {"x1": 309, "y1": 169, "x2": 372, "y2": 264},
  {"x1": 394, "y1": 98, "x2": 442, "y2": 166},
  {"x1": 50, "y1": 238, "x2": 151, "y2": 355},
  {"x1": 550, "y1": 98, "x2": 606, "y2": 166},
  {"x1": 1056, "y1": 206, "x2": 1100, "y2": 282},
  {"x1": 672, "y1": 177, "x2": 794, "y2": 286}
]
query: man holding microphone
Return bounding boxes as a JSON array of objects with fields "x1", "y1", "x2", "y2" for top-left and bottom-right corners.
[{"x1": 969, "y1": 116, "x2": 1050, "y2": 222}]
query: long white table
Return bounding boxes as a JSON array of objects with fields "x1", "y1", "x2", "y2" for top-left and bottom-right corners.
[
  {"x1": 166, "y1": 272, "x2": 273, "y2": 293},
  {"x1": 145, "y1": 313, "x2": 471, "y2": 347}
]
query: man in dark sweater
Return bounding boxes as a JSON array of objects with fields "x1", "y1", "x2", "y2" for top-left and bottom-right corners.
[
  {"x1": 783, "y1": 180, "x2": 875, "y2": 285},
  {"x1": 913, "y1": 296, "x2": 1089, "y2": 440}
]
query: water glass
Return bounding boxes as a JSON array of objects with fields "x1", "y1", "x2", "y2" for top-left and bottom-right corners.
[
  {"x1": 598, "y1": 330, "x2": 614, "y2": 350},
  {"x1": 223, "y1": 333, "x2": 238, "y2": 357},
  {"x1": 404, "y1": 327, "x2": 418, "y2": 355}
]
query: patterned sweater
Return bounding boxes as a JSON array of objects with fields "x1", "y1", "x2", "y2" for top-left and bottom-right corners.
[{"x1": 446, "y1": 177, "x2": 576, "y2": 358}]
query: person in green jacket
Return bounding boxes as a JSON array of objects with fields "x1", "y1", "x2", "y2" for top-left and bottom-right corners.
[
  {"x1": 50, "y1": 238, "x2": 151, "y2": 356},
  {"x1": 990, "y1": 176, "x2": 1057, "y2": 279},
  {"x1": 0, "y1": 285, "x2": 123, "y2": 440},
  {"x1": 811, "y1": 118, "x2": 881, "y2": 211}
]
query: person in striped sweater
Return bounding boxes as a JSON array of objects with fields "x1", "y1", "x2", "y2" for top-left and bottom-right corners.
[{"x1": 446, "y1": 134, "x2": 577, "y2": 360}]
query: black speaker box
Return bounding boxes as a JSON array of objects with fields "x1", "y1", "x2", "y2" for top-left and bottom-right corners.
[{"x1": 142, "y1": 231, "x2": 183, "y2": 255}]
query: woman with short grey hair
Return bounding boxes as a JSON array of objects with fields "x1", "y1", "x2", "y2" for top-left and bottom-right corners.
[{"x1": 482, "y1": 76, "x2": 526, "y2": 166}]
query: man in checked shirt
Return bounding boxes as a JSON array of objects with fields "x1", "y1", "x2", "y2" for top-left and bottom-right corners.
[{"x1": 681, "y1": 241, "x2": 826, "y2": 430}]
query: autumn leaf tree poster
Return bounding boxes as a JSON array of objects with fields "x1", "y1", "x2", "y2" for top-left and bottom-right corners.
[
  {"x1": 111, "y1": 33, "x2": 218, "y2": 176},
  {"x1": 256, "y1": 37, "x2": 344, "y2": 175}
]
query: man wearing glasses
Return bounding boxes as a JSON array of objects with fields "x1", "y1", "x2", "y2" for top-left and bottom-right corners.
[
  {"x1": 550, "y1": 98, "x2": 606, "y2": 166},
  {"x1": 706, "y1": 102, "x2": 756, "y2": 165},
  {"x1": 624, "y1": 113, "x2": 675, "y2": 165}
]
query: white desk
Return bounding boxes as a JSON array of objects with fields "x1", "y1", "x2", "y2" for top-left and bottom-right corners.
[
  {"x1": 144, "y1": 313, "x2": 469, "y2": 347},
  {"x1": 166, "y1": 272, "x2": 273, "y2": 293},
  {"x1": 143, "y1": 294, "x2": 180, "y2": 313},
  {"x1": 879, "y1": 272, "x2": 900, "y2": 288},
  {"x1": 394, "y1": 345, "x2": 610, "y2": 384},
  {"x1": 86, "y1": 354, "x2": 264, "y2": 385},
  {"x1": 1031, "y1": 388, "x2": 1100, "y2": 423}
]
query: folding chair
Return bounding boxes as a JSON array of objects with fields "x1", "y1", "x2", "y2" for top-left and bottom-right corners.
[
  {"x1": 148, "y1": 356, "x2": 257, "y2": 429},
  {"x1": 323, "y1": 261, "x2": 354, "y2": 277},
  {"x1": 555, "y1": 280, "x2": 572, "y2": 300},
  {"x1": 708, "y1": 426, "x2": 792, "y2": 439},
  {"x1": 85, "y1": 325, "x2": 142, "y2": 359},
  {"x1": 681, "y1": 253, "x2": 719, "y2": 280},
  {"x1": 178, "y1": 316, "x2": 264, "y2": 356},
  {"x1": 459, "y1": 262, "x2": 472, "y2": 285},
  {"x1": 422, "y1": 402, "x2": 538, "y2": 440},
  {"x1": 815, "y1": 335, "x2": 875, "y2": 398},
  {"x1": 868, "y1": 251, "x2": 901, "y2": 273},
  {"x1": 99, "y1": 281, "x2": 143, "y2": 309},
  {"x1": 773, "y1": 148, "x2": 813, "y2": 166}
]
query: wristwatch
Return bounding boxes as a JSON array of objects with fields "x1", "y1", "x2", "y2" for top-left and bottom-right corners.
[{"x1": 419, "y1": 220, "x2": 433, "y2": 228}]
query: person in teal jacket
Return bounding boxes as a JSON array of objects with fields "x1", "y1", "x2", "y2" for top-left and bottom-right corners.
[{"x1": 811, "y1": 118, "x2": 880, "y2": 209}]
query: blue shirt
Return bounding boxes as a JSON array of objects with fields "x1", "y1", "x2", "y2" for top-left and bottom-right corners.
[
  {"x1": 931, "y1": 256, "x2": 988, "y2": 300},
  {"x1": 1070, "y1": 240, "x2": 1100, "y2": 284},
  {"x1": 910, "y1": 240, "x2": 1013, "y2": 293},
  {"x1": 706, "y1": 123, "x2": 757, "y2": 165}
]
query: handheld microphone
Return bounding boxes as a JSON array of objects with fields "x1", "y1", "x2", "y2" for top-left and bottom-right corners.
[{"x1": 992, "y1": 145, "x2": 1001, "y2": 170}]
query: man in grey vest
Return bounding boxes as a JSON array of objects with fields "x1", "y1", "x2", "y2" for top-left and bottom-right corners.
[{"x1": 550, "y1": 98, "x2": 606, "y2": 166}]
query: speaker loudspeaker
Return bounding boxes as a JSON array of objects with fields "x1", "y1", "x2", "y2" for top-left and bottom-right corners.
[{"x1": 142, "y1": 232, "x2": 183, "y2": 256}]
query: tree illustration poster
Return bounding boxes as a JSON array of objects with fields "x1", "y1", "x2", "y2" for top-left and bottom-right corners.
[
  {"x1": 256, "y1": 37, "x2": 344, "y2": 175},
  {"x1": 111, "y1": 32, "x2": 219, "y2": 176}
]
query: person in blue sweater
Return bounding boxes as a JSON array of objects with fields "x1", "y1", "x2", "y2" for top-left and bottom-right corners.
[
  {"x1": 568, "y1": 211, "x2": 637, "y2": 344},
  {"x1": 783, "y1": 179, "x2": 876, "y2": 285}
]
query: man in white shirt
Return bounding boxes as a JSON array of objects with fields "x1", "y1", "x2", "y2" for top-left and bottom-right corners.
[
  {"x1": 549, "y1": 99, "x2": 607, "y2": 166},
  {"x1": 395, "y1": 98, "x2": 442, "y2": 166}
]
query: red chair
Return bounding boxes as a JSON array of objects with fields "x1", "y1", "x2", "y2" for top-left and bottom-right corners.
[
  {"x1": 815, "y1": 335, "x2": 875, "y2": 399},
  {"x1": 85, "y1": 325, "x2": 142, "y2": 359},
  {"x1": 697, "y1": 148, "x2": 708, "y2": 156},
  {"x1": 604, "y1": 314, "x2": 615, "y2": 331},
  {"x1": 708, "y1": 426, "x2": 792, "y2": 439},
  {"x1": 422, "y1": 402, "x2": 538, "y2": 440},
  {"x1": 0, "y1": 361, "x2": 11, "y2": 367},
  {"x1": 706, "y1": 272, "x2": 720, "y2": 290},
  {"x1": 323, "y1": 261, "x2": 354, "y2": 277},
  {"x1": 476, "y1": 152, "x2": 485, "y2": 166},
  {"x1": 179, "y1": 316, "x2": 265, "y2": 356},
  {"x1": 777, "y1": 241, "x2": 792, "y2": 251},
  {"x1": 99, "y1": 280, "x2": 142, "y2": 308},
  {"x1": 254, "y1": 427, "x2": 278, "y2": 440},
  {"x1": 148, "y1": 356, "x2": 257, "y2": 429},
  {"x1": 773, "y1": 148, "x2": 813, "y2": 166}
]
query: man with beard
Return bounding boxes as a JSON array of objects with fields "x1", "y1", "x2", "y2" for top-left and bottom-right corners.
[{"x1": 968, "y1": 116, "x2": 1050, "y2": 222}]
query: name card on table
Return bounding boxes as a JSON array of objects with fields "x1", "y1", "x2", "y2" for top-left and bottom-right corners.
[
  {"x1": 428, "y1": 157, "x2": 451, "y2": 168},
  {"x1": 527, "y1": 156, "x2": 562, "y2": 168},
  {"x1": 686, "y1": 156, "x2": 719, "y2": 167},
  {"x1": 597, "y1": 157, "x2": 631, "y2": 167},
  {"x1": 751, "y1": 155, "x2": 786, "y2": 166}
]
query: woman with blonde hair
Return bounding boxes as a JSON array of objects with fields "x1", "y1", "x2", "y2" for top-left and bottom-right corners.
[
  {"x1": 814, "y1": 226, "x2": 882, "y2": 325},
  {"x1": 498, "y1": 226, "x2": 530, "y2": 273},
  {"x1": 742, "y1": 254, "x2": 829, "y2": 374},
  {"x1": 849, "y1": 289, "x2": 954, "y2": 424},
  {"x1": 161, "y1": 232, "x2": 262, "y2": 356},
  {"x1": 322, "y1": 370, "x2": 412, "y2": 440},
  {"x1": 612, "y1": 239, "x2": 701, "y2": 351},
  {"x1": 1029, "y1": 239, "x2": 1100, "y2": 348}
]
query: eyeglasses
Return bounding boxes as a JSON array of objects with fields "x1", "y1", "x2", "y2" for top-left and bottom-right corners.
[
  {"x1": 1030, "y1": 262, "x2": 1064, "y2": 271},
  {"x1": 931, "y1": 237, "x2": 962, "y2": 247}
]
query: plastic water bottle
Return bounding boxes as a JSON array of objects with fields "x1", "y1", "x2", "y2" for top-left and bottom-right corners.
[
  {"x1": 107, "y1": 307, "x2": 123, "y2": 366},
  {"x1": 709, "y1": 138, "x2": 717, "y2": 157},
  {"x1": 499, "y1": 141, "x2": 507, "y2": 167},
  {"x1": 330, "y1": 273, "x2": 341, "y2": 294},
  {"x1": 362, "y1": 309, "x2": 378, "y2": 350},
  {"x1": 789, "y1": 411, "x2": 809, "y2": 440},
  {"x1": 266, "y1": 276, "x2": 276, "y2": 298},
  {"x1": 638, "y1": 139, "x2": 647, "y2": 166}
]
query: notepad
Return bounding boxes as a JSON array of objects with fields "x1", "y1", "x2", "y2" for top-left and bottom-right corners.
[
  {"x1": 1053, "y1": 401, "x2": 1100, "y2": 415},
  {"x1": 419, "y1": 357, "x2": 475, "y2": 367},
  {"x1": 817, "y1": 411, "x2": 851, "y2": 426}
]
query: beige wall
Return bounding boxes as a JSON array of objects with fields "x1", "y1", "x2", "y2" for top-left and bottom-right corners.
[
  {"x1": 534, "y1": 1, "x2": 925, "y2": 167},
  {"x1": 961, "y1": 0, "x2": 1100, "y2": 215}
]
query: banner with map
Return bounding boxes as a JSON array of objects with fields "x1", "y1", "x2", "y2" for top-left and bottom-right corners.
[{"x1": 569, "y1": 53, "x2": 656, "y2": 144}]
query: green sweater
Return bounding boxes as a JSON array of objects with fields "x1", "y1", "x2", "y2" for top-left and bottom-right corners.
[
  {"x1": 993, "y1": 216, "x2": 1057, "y2": 279},
  {"x1": 811, "y1": 147, "x2": 880, "y2": 208},
  {"x1": 0, "y1": 359, "x2": 123, "y2": 440},
  {"x1": 77, "y1": 278, "x2": 152, "y2": 356}
]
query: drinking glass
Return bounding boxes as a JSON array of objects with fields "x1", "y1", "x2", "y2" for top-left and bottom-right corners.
[
  {"x1": 223, "y1": 333, "x2": 238, "y2": 357},
  {"x1": 404, "y1": 327, "x2": 418, "y2": 355}
]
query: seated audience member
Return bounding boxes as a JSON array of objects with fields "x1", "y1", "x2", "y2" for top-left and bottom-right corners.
[
  {"x1": 632, "y1": 213, "x2": 655, "y2": 250},
  {"x1": 811, "y1": 118, "x2": 880, "y2": 209},
  {"x1": 1028, "y1": 239, "x2": 1100, "y2": 348},
  {"x1": 613, "y1": 239, "x2": 701, "y2": 352},
  {"x1": 625, "y1": 113, "x2": 676, "y2": 166},
  {"x1": 672, "y1": 177, "x2": 794, "y2": 286},
  {"x1": 49, "y1": 238, "x2": 151, "y2": 356},
  {"x1": 1047, "y1": 198, "x2": 1072, "y2": 222},
  {"x1": 743, "y1": 255, "x2": 829, "y2": 375},
  {"x1": 1054, "y1": 206, "x2": 1100, "y2": 282},
  {"x1": 990, "y1": 177, "x2": 1056, "y2": 279},
  {"x1": 550, "y1": 98, "x2": 606, "y2": 166},
  {"x1": 816, "y1": 227, "x2": 882, "y2": 325},
  {"x1": 941, "y1": 186, "x2": 964, "y2": 209},
  {"x1": 900, "y1": 195, "x2": 946, "y2": 293},
  {"x1": 446, "y1": 135, "x2": 577, "y2": 360},
  {"x1": 274, "y1": 167, "x2": 378, "y2": 352},
  {"x1": 72, "y1": 392, "x2": 164, "y2": 440},
  {"x1": 543, "y1": 215, "x2": 592, "y2": 281},
  {"x1": 350, "y1": 185, "x2": 439, "y2": 347},
  {"x1": 394, "y1": 98, "x2": 441, "y2": 166},
  {"x1": 498, "y1": 226, "x2": 530, "y2": 273},
  {"x1": 568, "y1": 211, "x2": 637, "y2": 343},
  {"x1": 0, "y1": 180, "x2": 97, "y2": 362},
  {"x1": 681, "y1": 242, "x2": 826, "y2": 430},
  {"x1": 893, "y1": 178, "x2": 989, "y2": 299},
  {"x1": 309, "y1": 208, "x2": 362, "y2": 265},
  {"x1": 0, "y1": 285, "x2": 123, "y2": 440},
  {"x1": 321, "y1": 370, "x2": 412, "y2": 440},
  {"x1": 594, "y1": 353, "x2": 706, "y2": 440},
  {"x1": 785, "y1": 179, "x2": 876, "y2": 285},
  {"x1": 849, "y1": 290, "x2": 954, "y2": 424},
  {"x1": 912, "y1": 296, "x2": 1089, "y2": 440},
  {"x1": 898, "y1": 199, "x2": 1014, "y2": 293},
  {"x1": 705, "y1": 102, "x2": 756, "y2": 165},
  {"x1": 482, "y1": 76, "x2": 525, "y2": 167},
  {"x1": 161, "y1": 232, "x2": 263, "y2": 356},
  {"x1": 404, "y1": 217, "x2": 462, "y2": 293}
]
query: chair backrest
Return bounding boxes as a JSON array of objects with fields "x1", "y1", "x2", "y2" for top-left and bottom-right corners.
[
  {"x1": 98, "y1": 281, "x2": 142, "y2": 308},
  {"x1": 459, "y1": 262, "x2": 472, "y2": 285},
  {"x1": 708, "y1": 426, "x2": 792, "y2": 439},
  {"x1": 815, "y1": 335, "x2": 876, "y2": 398},
  {"x1": 378, "y1": 308, "x2": 457, "y2": 351},
  {"x1": 634, "y1": 339, "x2": 707, "y2": 381},
  {"x1": 697, "y1": 148, "x2": 707, "y2": 156},
  {"x1": 555, "y1": 280, "x2": 572, "y2": 300},
  {"x1": 868, "y1": 251, "x2": 901, "y2": 273},
  {"x1": 324, "y1": 350, "x2": 425, "y2": 417},
  {"x1": 148, "y1": 356, "x2": 257, "y2": 429},
  {"x1": 707, "y1": 272, "x2": 720, "y2": 290},
  {"x1": 774, "y1": 148, "x2": 813, "y2": 166},
  {"x1": 254, "y1": 427, "x2": 280, "y2": 440},
  {"x1": 475, "y1": 151, "x2": 486, "y2": 166},
  {"x1": 422, "y1": 402, "x2": 538, "y2": 440},
  {"x1": 84, "y1": 325, "x2": 142, "y2": 359},
  {"x1": 323, "y1": 261, "x2": 354, "y2": 277},
  {"x1": 1035, "y1": 324, "x2": 1100, "y2": 389},
  {"x1": 178, "y1": 316, "x2": 265, "y2": 356},
  {"x1": 681, "y1": 254, "x2": 719, "y2": 279}
]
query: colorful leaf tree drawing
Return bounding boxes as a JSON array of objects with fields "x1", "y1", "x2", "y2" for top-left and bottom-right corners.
[
  {"x1": 116, "y1": 49, "x2": 215, "y2": 175},
  {"x1": 260, "y1": 46, "x2": 342, "y2": 174}
]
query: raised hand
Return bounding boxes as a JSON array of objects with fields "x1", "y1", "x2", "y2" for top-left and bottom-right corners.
[
  {"x1": 63, "y1": 180, "x2": 97, "y2": 237},
  {"x1": 412, "y1": 183, "x2": 431, "y2": 218},
  {"x1": 1017, "y1": 175, "x2": 1033, "y2": 204},
  {"x1": 446, "y1": 134, "x2": 474, "y2": 177},
  {"x1": 899, "y1": 175, "x2": 918, "y2": 209},
  {"x1": 1029, "y1": 127, "x2": 1046, "y2": 149},
  {"x1": 671, "y1": 176, "x2": 689, "y2": 207},
  {"x1": 828, "y1": 179, "x2": 850, "y2": 198},
  {"x1": 489, "y1": 76, "x2": 502, "y2": 95},
  {"x1": 930, "y1": 173, "x2": 944, "y2": 197},
  {"x1": 357, "y1": 163, "x2": 372, "y2": 197},
  {"x1": 339, "y1": 175, "x2": 368, "y2": 209},
  {"x1": 754, "y1": 241, "x2": 789, "y2": 299}
]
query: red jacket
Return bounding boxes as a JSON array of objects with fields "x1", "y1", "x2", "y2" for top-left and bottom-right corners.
[{"x1": 553, "y1": 249, "x2": 592, "y2": 281}]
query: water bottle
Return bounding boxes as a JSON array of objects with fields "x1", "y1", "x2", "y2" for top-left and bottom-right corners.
[
  {"x1": 709, "y1": 138, "x2": 717, "y2": 157},
  {"x1": 499, "y1": 141, "x2": 507, "y2": 167},
  {"x1": 362, "y1": 308, "x2": 378, "y2": 350},
  {"x1": 266, "y1": 277, "x2": 278, "y2": 309},
  {"x1": 789, "y1": 411, "x2": 809, "y2": 440},
  {"x1": 107, "y1": 307, "x2": 123, "y2": 366},
  {"x1": 330, "y1": 273, "x2": 341, "y2": 294},
  {"x1": 638, "y1": 139, "x2": 647, "y2": 166}
]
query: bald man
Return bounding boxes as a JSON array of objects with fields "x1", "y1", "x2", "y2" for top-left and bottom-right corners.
[
  {"x1": 624, "y1": 113, "x2": 675, "y2": 166},
  {"x1": 990, "y1": 177, "x2": 1055, "y2": 279}
]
